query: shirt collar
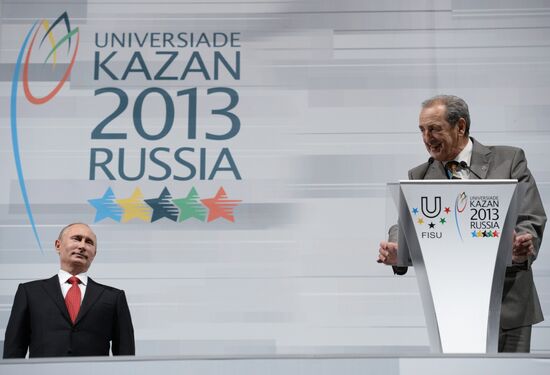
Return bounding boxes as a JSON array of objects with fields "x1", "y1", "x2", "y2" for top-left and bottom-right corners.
[
  {"x1": 445, "y1": 137, "x2": 473, "y2": 166},
  {"x1": 58, "y1": 269, "x2": 88, "y2": 286}
]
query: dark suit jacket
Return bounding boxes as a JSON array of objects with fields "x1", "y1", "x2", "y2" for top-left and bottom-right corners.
[
  {"x1": 390, "y1": 138, "x2": 546, "y2": 329},
  {"x1": 3, "y1": 275, "x2": 135, "y2": 358}
]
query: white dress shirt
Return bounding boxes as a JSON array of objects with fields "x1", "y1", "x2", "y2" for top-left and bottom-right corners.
[{"x1": 58, "y1": 269, "x2": 88, "y2": 302}]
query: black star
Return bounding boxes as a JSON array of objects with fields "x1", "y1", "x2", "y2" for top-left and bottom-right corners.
[
  {"x1": 429, "y1": 222, "x2": 436, "y2": 229},
  {"x1": 145, "y1": 187, "x2": 179, "y2": 222},
  {"x1": 482, "y1": 230, "x2": 488, "y2": 237}
]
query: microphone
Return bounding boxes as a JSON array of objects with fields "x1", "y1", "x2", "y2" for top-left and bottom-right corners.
[
  {"x1": 459, "y1": 161, "x2": 482, "y2": 179},
  {"x1": 421, "y1": 157, "x2": 435, "y2": 179}
]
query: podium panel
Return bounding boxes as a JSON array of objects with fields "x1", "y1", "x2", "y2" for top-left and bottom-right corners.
[{"x1": 395, "y1": 180, "x2": 522, "y2": 353}]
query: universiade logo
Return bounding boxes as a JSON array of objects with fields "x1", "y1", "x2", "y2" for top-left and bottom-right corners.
[
  {"x1": 453, "y1": 191, "x2": 500, "y2": 240},
  {"x1": 10, "y1": 12, "x2": 79, "y2": 251}
]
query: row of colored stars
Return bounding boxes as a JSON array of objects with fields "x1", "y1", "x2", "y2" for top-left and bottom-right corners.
[
  {"x1": 88, "y1": 187, "x2": 241, "y2": 223},
  {"x1": 417, "y1": 217, "x2": 447, "y2": 227},
  {"x1": 412, "y1": 207, "x2": 452, "y2": 215},
  {"x1": 472, "y1": 230, "x2": 499, "y2": 238}
]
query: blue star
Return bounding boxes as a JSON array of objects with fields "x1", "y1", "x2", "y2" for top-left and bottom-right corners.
[
  {"x1": 471, "y1": 231, "x2": 477, "y2": 238},
  {"x1": 412, "y1": 208, "x2": 419, "y2": 215},
  {"x1": 145, "y1": 187, "x2": 179, "y2": 222},
  {"x1": 88, "y1": 187, "x2": 122, "y2": 223}
]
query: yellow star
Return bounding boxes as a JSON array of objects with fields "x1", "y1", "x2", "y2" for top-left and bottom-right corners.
[
  {"x1": 418, "y1": 218, "x2": 424, "y2": 225},
  {"x1": 477, "y1": 230, "x2": 483, "y2": 238},
  {"x1": 116, "y1": 187, "x2": 152, "y2": 222}
]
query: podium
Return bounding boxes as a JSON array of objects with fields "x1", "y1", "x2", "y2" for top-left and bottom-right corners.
[{"x1": 391, "y1": 180, "x2": 524, "y2": 354}]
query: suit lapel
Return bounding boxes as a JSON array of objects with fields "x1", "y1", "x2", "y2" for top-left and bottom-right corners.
[
  {"x1": 423, "y1": 160, "x2": 448, "y2": 180},
  {"x1": 41, "y1": 275, "x2": 72, "y2": 323},
  {"x1": 469, "y1": 137, "x2": 491, "y2": 179},
  {"x1": 75, "y1": 277, "x2": 104, "y2": 325}
]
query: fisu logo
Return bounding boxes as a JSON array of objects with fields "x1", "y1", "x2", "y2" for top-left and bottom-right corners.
[{"x1": 421, "y1": 196, "x2": 442, "y2": 219}]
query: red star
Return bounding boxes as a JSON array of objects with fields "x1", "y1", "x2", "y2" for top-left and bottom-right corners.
[
  {"x1": 493, "y1": 230, "x2": 499, "y2": 238},
  {"x1": 200, "y1": 187, "x2": 241, "y2": 222},
  {"x1": 444, "y1": 207, "x2": 451, "y2": 214}
]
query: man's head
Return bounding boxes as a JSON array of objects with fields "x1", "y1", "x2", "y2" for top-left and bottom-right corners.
[
  {"x1": 55, "y1": 223, "x2": 97, "y2": 275},
  {"x1": 419, "y1": 95, "x2": 470, "y2": 161}
]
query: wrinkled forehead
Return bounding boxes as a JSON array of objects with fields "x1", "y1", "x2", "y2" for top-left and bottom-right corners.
[{"x1": 419, "y1": 104, "x2": 448, "y2": 125}]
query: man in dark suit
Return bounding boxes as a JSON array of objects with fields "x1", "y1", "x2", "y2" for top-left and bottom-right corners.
[
  {"x1": 3, "y1": 223, "x2": 135, "y2": 358},
  {"x1": 377, "y1": 95, "x2": 546, "y2": 352}
]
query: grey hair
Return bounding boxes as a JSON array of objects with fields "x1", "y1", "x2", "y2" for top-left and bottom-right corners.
[{"x1": 422, "y1": 95, "x2": 470, "y2": 135}]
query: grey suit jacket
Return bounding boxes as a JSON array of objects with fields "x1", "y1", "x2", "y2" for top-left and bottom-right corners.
[
  {"x1": 3, "y1": 275, "x2": 135, "y2": 358},
  {"x1": 391, "y1": 137, "x2": 546, "y2": 329}
]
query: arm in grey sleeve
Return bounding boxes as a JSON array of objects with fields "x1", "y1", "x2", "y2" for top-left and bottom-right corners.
[{"x1": 512, "y1": 148, "x2": 547, "y2": 262}]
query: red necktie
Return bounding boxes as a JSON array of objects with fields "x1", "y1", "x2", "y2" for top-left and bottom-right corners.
[{"x1": 65, "y1": 276, "x2": 81, "y2": 324}]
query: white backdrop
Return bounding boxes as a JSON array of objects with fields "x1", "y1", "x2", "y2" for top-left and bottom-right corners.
[{"x1": 1, "y1": 0, "x2": 550, "y2": 355}]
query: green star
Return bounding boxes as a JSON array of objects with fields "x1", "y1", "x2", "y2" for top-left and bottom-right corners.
[{"x1": 172, "y1": 187, "x2": 206, "y2": 222}]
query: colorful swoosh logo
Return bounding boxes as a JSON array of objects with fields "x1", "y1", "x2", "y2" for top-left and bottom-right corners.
[
  {"x1": 454, "y1": 192, "x2": 467, "y2": 241},
  {"x1": 10, "y1": 12, "x2": 79, "y2": 251}
]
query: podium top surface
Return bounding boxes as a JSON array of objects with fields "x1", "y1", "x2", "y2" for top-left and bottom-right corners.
[{"x1": 396, "y1": 179, "x2": 518, "y2": 185}]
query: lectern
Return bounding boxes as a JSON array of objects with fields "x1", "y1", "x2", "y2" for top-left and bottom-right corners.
[{"x1": 392, "y1": 180, "x2": 523, "y2": 353}]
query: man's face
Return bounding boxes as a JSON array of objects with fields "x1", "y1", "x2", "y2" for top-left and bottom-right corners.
[
  {"x1": 55, "y1": 224, "x2": 97, "y2": 274},
  {"x1": 419, "y1": 104, "x2": 467, "y2": 161}
]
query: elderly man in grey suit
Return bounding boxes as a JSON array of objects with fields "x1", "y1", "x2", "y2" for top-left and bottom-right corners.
[
  {"x1": 3, "y1": 223, "x2": 135, "y2": 358},
  {"x1": 377, "y1": 95, "x2": 546, "y2": 352}
]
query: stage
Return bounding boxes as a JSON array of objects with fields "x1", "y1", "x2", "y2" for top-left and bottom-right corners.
[{"x1": 2, "y1": 354, "x2": 550, "y2": 375}]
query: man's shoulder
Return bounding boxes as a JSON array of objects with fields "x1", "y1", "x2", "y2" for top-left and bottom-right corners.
[
  {"x1": 474, "y1": 140, "x2": 526, "y2": 165},
  {"x1": 484, "y1": 144, "x2": 523, "y2": 156},
  {"x1": 409, "y1": 162, "x2": 430, "y2": 179},
  {"x1": 20, "y1": 276, "x2": 57, "y2": 287},
  {"x1": 88, "y1": 277, "x2": 124, "y2": 293},
  {"x1": 472, "y1": 137, "x2": 522, "y2": 154}
]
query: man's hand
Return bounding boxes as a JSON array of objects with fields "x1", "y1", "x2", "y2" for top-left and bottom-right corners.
[
  {"x1": 377, "y1": 241, "x2": 398, "y2": 265},
  {"x1": 512, "y1": 232, "x2": 535, "y2": 264}
]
